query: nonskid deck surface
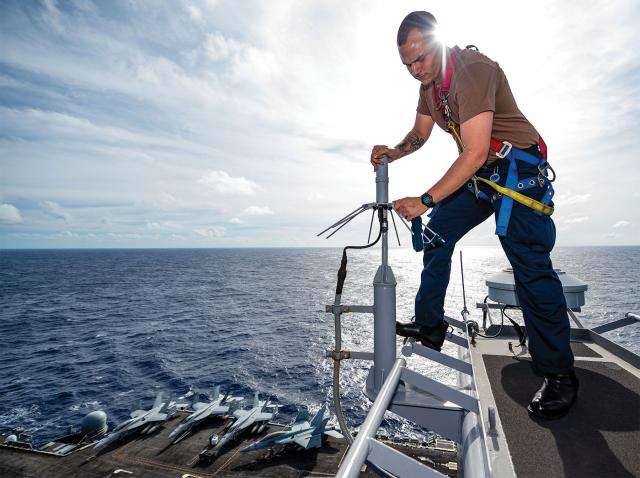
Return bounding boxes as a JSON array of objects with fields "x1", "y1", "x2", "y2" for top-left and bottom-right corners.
[
  {"x1": 475, "y1": 337, "x2": 640, "y2": 478},
  {"x1": 0, "y1": 411, "x2": 458, "y2": 477}
]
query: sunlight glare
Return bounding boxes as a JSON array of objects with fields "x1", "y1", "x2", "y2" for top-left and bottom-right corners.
[{"x1": 433, "y1": 23, "x2": 453, "y2": 47}]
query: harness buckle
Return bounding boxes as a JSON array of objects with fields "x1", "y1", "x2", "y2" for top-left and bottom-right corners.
[
  {"x1": 538, "y1": 163, "x2": 556, "y2": 182},
  {"x1": 496, "y1": 141, "x2": 513, "y2": 159}
]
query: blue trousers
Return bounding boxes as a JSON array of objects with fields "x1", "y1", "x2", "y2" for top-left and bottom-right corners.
[{"x1": 415, "y1": 159, "x2": 574, "y2": 374}]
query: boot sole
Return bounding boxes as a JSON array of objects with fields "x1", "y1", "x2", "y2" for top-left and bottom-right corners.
[{"x1": 527, "y1": 396, "x2": 577, "y2": 420}]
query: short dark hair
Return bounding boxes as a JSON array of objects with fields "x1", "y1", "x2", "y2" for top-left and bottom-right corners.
[{"x1": 397, "y1": 11, "x2": 437, "y2": 47}]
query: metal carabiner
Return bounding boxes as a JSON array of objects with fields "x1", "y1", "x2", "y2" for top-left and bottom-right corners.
[
  {"x1": 471, "y1": 176, "x2": 480, "y2": 199},
  {"x1": 537, "y1": 163, "x2": 556, "y2": 182}
]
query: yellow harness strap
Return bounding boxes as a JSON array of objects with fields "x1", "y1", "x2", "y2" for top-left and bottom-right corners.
[
  {"x1": 474, "y1": 176, "x2": 554, "y2": 215},
  {"x1": 447, "y1": 121, "x2": 554, "y2": 216}
]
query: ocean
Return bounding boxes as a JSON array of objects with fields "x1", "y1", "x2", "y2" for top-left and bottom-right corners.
[{"x1": 1, "y1": 246, "x2": 638, "y2": 445}]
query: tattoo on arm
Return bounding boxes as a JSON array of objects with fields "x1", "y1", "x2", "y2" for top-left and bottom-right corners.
[{"x1": 395, "y1": 130, "x2": 426, "y2": 158}]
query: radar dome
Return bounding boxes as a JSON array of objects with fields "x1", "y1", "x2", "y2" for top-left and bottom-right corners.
[
  {"x1": 5, "y1": 434, "x2": 17, "y2": 443},
  {"x1": 81, "y1": 410, "x2": 108, "y2": 437}
]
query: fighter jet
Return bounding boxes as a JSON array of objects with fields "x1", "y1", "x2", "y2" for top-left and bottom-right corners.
[
  {"x1": 241, "y1": 405, "x2": 343, "y2": 452},
  {"x1": 168, "y1": 386, "x2": 239, "y2": 444},
  {"x1": 208, "y1": 392, "x2": 275, "y2": 458},
  {"x1": 93, "y1": 392, "x2": 173, "y2": 450}
]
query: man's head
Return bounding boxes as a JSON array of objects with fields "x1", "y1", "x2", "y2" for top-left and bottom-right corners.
[{"x1": 397, "y1": 11, "x2": 442, "y2": 85}]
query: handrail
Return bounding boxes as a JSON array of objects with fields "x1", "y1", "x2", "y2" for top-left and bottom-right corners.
[{"x1": 335, "y1": 358, "x2": 405, "y2": 478}]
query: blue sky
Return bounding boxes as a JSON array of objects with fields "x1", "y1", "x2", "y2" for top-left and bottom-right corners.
[{"x1": 1, "y1": 0, "x2": 638, "y2": 248}]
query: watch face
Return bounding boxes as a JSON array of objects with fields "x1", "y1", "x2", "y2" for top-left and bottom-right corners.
[{"x1": 421, "y1": 193, "x2": 433, "y2": 207}]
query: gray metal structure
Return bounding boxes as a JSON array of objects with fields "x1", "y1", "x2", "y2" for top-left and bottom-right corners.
[{"x1": 322, "y1": 159, "x2": 640, "y2": 477}]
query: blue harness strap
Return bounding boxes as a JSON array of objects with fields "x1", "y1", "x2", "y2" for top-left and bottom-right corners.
[{"x1": 466, "y1": 146, "x2": 555, "y2": 236}]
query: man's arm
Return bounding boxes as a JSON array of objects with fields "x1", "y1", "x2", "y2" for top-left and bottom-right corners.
[
  {"x1": 393, "y1": 111, "x2": 493, "y2": 219},
  {"x1": 426, "y1": 111, "x2": 492, "y2": 202},
  {"x1": 370, "y1": 113, "x2": 434, "y2": 169}
]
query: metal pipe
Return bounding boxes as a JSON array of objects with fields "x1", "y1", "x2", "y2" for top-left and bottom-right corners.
[
  {"x1": 461, "y1": 409, "x2": 492, "y2": 478},
  {"x1": 331, "y1": 293, "x2": 354, "y2": 444},
  {"x1": 333, "y1": 361, "x2": 354, "y2": 445},
  {"x1": 375, "y1": 156, "x2": 389, "y2": 204},
  {"x1": 381, "y1": 210, "x2": 388, "y2": 269},
  {"x1": 335, "y1": 358, "x2": 406, "y2": 478}
]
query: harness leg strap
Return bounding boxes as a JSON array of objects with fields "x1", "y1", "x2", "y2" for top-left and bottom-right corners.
[{"x1": 495, "y1": 155, "x2": 518, "y2": 236}]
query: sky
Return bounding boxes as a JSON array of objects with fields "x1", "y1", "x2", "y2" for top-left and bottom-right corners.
[{"x1": 1, "y1": 0, "x2": 639, "y2": 248}]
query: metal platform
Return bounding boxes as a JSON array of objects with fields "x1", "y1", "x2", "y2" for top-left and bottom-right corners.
[{"x1": 471, "y1": 325, "x2": 640, "y2": 478}]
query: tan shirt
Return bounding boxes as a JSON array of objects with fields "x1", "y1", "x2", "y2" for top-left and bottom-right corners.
[{"x1": 417, "y1": 46, "x2": 539, "y2": 163}]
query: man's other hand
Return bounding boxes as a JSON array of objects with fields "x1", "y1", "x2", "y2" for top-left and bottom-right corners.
[
  {"x1": 371, "y1": 145, "x2": 400, "y2": 169},
  {"x1": 393, "y1": 197, "x2": 429, "y2": 221}
]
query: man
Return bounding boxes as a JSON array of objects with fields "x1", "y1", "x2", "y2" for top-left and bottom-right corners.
[{"x1": 370, "y1": 11, "x2": 578, "y2": 419}]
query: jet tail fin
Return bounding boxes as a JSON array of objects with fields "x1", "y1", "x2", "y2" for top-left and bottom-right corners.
[
  {"x1": 212, "y1": 386, "x2": 220, "y2": 401},
  {"x1": 153, "y1": 392, "x2": 164, "y2": 409},
  {"x1": 309, "y1": 405, "x2": 327, "y2": 429},
  {"x1": 293, "y1": 409, "x2": 309, "y2": 424}
]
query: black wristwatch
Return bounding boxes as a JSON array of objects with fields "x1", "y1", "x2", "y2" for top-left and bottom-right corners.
[{"x1": 420, "y1": 192, "x2": 435, "y2": 208}]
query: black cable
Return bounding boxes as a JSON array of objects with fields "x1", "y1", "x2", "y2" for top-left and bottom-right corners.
[
  {"x1": 335, "y1": 209, "x2": 384, "y2": 295},
  {"x1": 503, "y1": 306, "x2": 527, "y2": 346},
  {"x1": 473, "y1": 302, "x2": 505, "y2": 339}
]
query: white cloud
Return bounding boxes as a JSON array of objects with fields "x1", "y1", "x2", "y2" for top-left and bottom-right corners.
[
  {"x1": 41, "y1": 200, "x2": 72, "y2": 222},
  {"x1": 197, "y1": 170, "x2": 262, "y2": 195},
  {"x1": 203, "y1": 32, "x2": 238, "y2": 62},
  {"x1": 241, "y1": 205, "x2": 274, "y2": 216},
  {"x1": 57, "y1": 230, "x2": 79, "y2": 238},
  {"x1": 194, "y1": 226, "x2": 226, "y2": 238},
  {"x1": 564, "y1": 216, "x2": 589, "y2": 224},
  {"x1": 0, "y1": 203, "x2": 23, "y2": 224},
  {"x1": 229, "y1": 217, "x2": 243, "y2": 224},
  {"x1": 146, "y1": 221, "x2": 182, "y2": 230},
  {"x1": 108, "y1": 232, "x2": 144, "y2": 239},
  {"x1": 612, "y1": 220, "x2": 630, "y2": 228},
  {"x1": 307, "y1": 192, "x2": 325, "y2": 201},
  {"x1": 185, "y1": 4, "x2": 203, "y2": 23}
]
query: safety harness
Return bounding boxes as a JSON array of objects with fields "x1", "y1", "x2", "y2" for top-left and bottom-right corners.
[{"x1": 433, "y1": 47, "x2": 556, "y2": 236}]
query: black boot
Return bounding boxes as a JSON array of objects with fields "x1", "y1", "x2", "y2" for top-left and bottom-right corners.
[
  {"x1": 396, "y1": 320, "x2": 449, "y2": 352},
  {"x1": 528, "y1": 371, "x2": 579, "y2": 419}
]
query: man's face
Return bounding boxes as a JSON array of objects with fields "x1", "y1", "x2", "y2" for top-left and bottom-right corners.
[{"x1": 398, "y1": 29, "x2": 441, "y2": 85}]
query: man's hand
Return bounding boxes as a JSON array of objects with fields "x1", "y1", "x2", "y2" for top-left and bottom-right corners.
[
  {"x1": 371, "y1": 145, "x2": 400, "y2": 169},
  {"x1": 393, "y1": 197, "x2": 429, "y2": 221}
]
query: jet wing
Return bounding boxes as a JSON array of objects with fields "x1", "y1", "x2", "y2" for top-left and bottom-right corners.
[
  {"x1": 192, "y1": 402, "x2": 209, "y2": 411},
  {"x1": 233, "y1": 409, "x2": 248, "y2": 420},
  {"x1": 323, "y1": 428, "x2": 344, "y2": 439},
  {"x1": 255, "y1": 412, "x2": 273, "y2": 422},
  {"x1": 293, "y1": 432, "x2": 321, "y2": 449},
  {"x1": 146, "y1": 412, "x2": 168, "y2": 422},
  {"x1": 130, "y1": 410, "x2": 145, "y2": 419},
  {"x1": 128, "y1": 419, "x2": 150, "y2": 430}
]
